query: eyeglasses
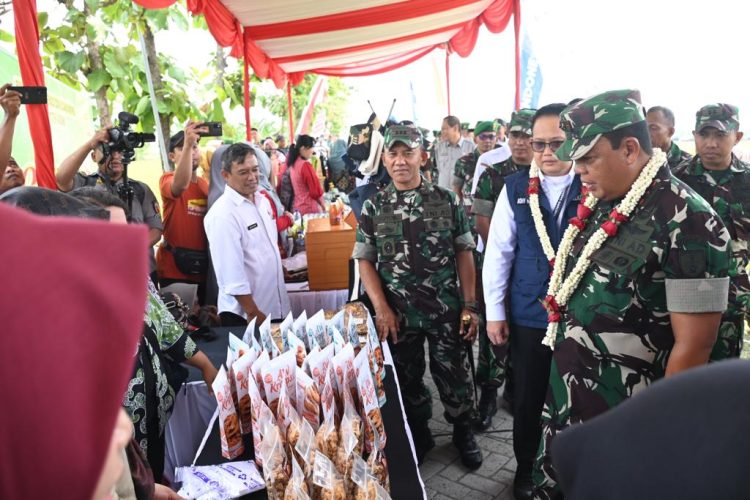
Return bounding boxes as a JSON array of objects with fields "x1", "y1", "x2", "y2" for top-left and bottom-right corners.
[
  {"x1": 477, "y1": 133, "x2": 496, "y2": 141},
  {"x1": 531, "y1": 140, "x2": 565, "y2": 153}
]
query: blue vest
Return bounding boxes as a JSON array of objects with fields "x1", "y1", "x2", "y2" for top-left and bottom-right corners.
[{"x1": 505, "y1": 170, "x2": 581, "y2": 329}]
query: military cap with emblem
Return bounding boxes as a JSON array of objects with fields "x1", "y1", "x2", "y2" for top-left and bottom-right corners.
[
  {"x1": 473, "y1": 121, "x2": 497, "y2": 136},
  {"x1": 384, "y1": 123, "x2": 423, "y2": 149},
  {"x1": 461, "y1": 122, "x2": 471, "y2": 131},
  {"x1": 556, "y1": 89, "x2": 646, "y2": 161},
  {"x1": 694, "y1": 103, "x2": 740, "y2": 132},
  {"x1": 508, "y1": 109, "x2": 536, "y2": 136}
]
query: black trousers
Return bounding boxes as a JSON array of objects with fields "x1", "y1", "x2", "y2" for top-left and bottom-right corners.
[
  {"x1": 219, "y1": 311, "x2": 248, "y2": 327},
  {"x1": 510, "y1": 323, "x2": 552, "y2": 476}
]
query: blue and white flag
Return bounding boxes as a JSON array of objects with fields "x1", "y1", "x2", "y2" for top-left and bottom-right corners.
[{"x1": 519, "y1": 31, "x2": 543, "y2": 109}]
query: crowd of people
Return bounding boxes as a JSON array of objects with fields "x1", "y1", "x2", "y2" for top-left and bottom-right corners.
[{"x1": 2, "y1": 76, "x2": 750, "y2": 500}]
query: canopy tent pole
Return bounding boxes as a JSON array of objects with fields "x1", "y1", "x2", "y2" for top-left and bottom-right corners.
[
  {"x1": 243, "y1": 55, "x2": 251, "y2": 141},
  {"x1": 286, "y1": 82, "x2": 295, "y2": 144},
  {"x1": 513, "y1": 0, "x2": 522, "y2": 110},
  {"x1": 138, "y1": 25, "x2": 170, "y2": 172},
  {"x1": 12, "y1": 0, "x2": 55, "y2": 188},
  {"x1": 445, "y1": 46, "x2": 451, "y2": 116}
]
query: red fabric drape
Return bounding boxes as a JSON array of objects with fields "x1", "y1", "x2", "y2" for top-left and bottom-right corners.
[
  {"x1": 513, "y1": 0, "x2": 521, "y2": 110},
  {"x1": 12, "y1": 0, "x2": 55, "y2": 189},
  {"x1": 132, "y1": 0, "x2": 177, "y2": 8},
  {"x1": 187, "y1": 0, "x2": 244, "y2": 57},
  {"x1": 243, "y1": 53, "x2": 251, "y2": 141}
]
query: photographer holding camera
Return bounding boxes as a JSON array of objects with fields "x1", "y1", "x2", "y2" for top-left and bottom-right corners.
[
  {"x1": 0, "y1": 84, "x2": 23, "y2": 195},
  {"x1": 156, "y1": 121, "x2": 210, "y2": 304},
  {"x1": 56, "y1": 118, "x2": 163, "y2": 277}
]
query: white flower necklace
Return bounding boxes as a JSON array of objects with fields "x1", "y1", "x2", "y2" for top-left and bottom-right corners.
[
  {"x1": 541, "y1": 148, "x2": 667, "y2": 349},
  {"x1": 527, "y1": 160, "x2": 579, "y2": 268}
]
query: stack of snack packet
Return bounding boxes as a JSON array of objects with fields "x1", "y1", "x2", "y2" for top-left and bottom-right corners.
[{"x1": 211, "y1": 303, "x2": 392, "y2": 499}]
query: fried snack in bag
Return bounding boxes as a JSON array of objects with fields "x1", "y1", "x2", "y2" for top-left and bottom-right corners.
[
  {"x1": 262, "y1": 349, "x2": 296, "y2": 417},
  {"x1": 260, "y1": 316, "x2": 282, "y2": 358},
  {"x1": 314, "y1": 368, "x2": 339, "y2": 461},
  {"x1": 229, "y1": 334, "x2": 251, "y2": 359},
  {"x1": 296, "y1": 367, "x2": 321, "y2": 431},
  {"x1": 259, "y1": 425, "x2": 289, "y2": 500},
  {"x1": 327, "y1": 310, "x2": 345, "y2": 341},
  {"x1": 241, "y1": 316, "x2": 257, "y2": 346},
  {"x1": 232, "y1": 350, "x2": 256, "y2": 435},
  {"x1": 292, "y1": 310, "x2": 308, "y2": 349},
  {"x1": 335, "y1": 376, "x2": 363, "y2": 497},
  {"x1": 345, "y1": 312, "x2": 362, "y2": 353},
  {"x1": 309, "y1": 343, "x2": 335, "y2": 394},
  {"x1": 293, "y1": 417, "x2": 315, "y2": 479},
  {"x1": 306, "y1": 310, "x2": 330, "y2": 348},
  {"x1": 279, "y1": 311, "x2": 294, "y2": 352},
  {"x1": 331, "y1": 343, "x2": 359, "y2": 409},
  {"x1": 343, "y1": 302, "x2": 369, "y2": 340},
  {"x1": 367, "y1": 427, "x2": 390, "y2": 493},
  {"x1": 247, "y1": 374, "x2": 265, "y2": 467},
  {"x1": 226, "y1": 346, "x2": 240, "y2": 408},
  {"x1": 312, "y1": 450, "x2": 346, "y2": 500},
  {"x1": 285, "y1": 456, "x2": 311, "y2": 500},
  {"x1": 354, "y1": 348, "x2": 386, "y2": 453},
  {"x1": 251, "y1": 350, "x2": 269, "y2": 400},
  {"x1": 212, "y1": 366, "x2": 245, "y2": 459},
  {"x1": 365, "y1": 315, "x2": 387, "y2": 407},
  {"x1": 287, "y1": 330, "x2": 307, "y2": 368},
  {"x1": 278, "y1": 382, "x2": 303, "y2": 456}
]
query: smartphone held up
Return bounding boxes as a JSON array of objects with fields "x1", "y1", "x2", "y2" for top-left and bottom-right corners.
[{"x1": 7, "y1": 86, "x2": 47, "y2": 105}]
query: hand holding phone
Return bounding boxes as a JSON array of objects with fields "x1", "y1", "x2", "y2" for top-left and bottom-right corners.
[
  {"x1": 0, "y1": 84, "x2": 22, "y2": 118},
  {"x1": 197, "y1": 121, "x2": 222, "y2": 137},
  {"x1": 7, "y1": 86, "x2": 47, "y2": 105}
]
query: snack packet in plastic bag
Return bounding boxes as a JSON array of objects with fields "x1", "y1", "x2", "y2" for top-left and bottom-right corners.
[
  {"x1": 331, "y1": 343, "x2": 359, "y2": 409},
  {"x1": 241, "y1": 317, "x2": 257, "y2": 347},
  {"x1": 247, "y1": 373, "x2": 265, "y2": 467},
  {"x1": 212, "y1": 366, "x2": 244, "y2": 459},
  {"x1": 296, "y1": 367, "x2": 320, "y2": 431},
  {"x1": 258, "y1": 424, "x2": 289, "y2": 500},
  {"x1": 327, "y1": 309, "x2": 345, "y2": 340},
  {"x1": 278, "y1": 382, "x2": 303, "y2": 455},
  {"x1": 260, "y1": 316, "x2": 282, "y2": 358},
  {"x1": 313, "y1": 450, "x2": 346, "y2": 500},
  {"x1": 228, "y1": 334, "x2": 251, "y2": 360},
  {"x1": 365, "y1": 316, "x2": 387, "y2": 406},
  {"x1": 279, "y1": 311, "x2": 294, "y2": 352},
  {"x1": 330, "y1": 326, "x2": 346, "y2": 354},
  {"x1": 262, "y1": 349, "x2": 296, "y2": 416},
  {"x1": 284, "y1": 455, "x2": 311, "y2": 500},
  {"x1": 309, "y1": 343, "x2": 335, "y2": 394},
  {"x1": 232, "y1": 350, "x2": 255, "y2": 435},
  {"x1": 345, "y1": 312, "x2": 362, "y2": 352},
  {"x1": 354, "y1": 348, "x2": 386, "y2": 453},
  {"x1": 287, "y1": 330, "x2": 307, "y2": 368},
  {"x1": 335, "y1": 376, "x2": 363, "y2": 496},
  {"x1": 314, "y1": 368, "x2": 339, "y2": 460},
  {"x1": 367, "y1": 427, "x2": 390, "y2": 493},
  {"x1": 292, "y1": 310, "x2": 308, "y2": 349},
  {"x1": 175, "y1": 460, "x2": 264, "y2": 499},
  {"x1": 306, "y1": 310, "x2": 330, "y2": 348}
]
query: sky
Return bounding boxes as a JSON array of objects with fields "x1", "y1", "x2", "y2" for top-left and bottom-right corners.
[{"x1": 8, "y1": 0, "x2": 750, "y2": 140}]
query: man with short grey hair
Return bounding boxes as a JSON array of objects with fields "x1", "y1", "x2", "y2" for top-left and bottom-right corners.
[{"x1": 433, "y1": 115, "x2": 475, "y2": 190}]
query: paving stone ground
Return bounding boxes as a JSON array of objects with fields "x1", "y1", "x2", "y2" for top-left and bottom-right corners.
[{"x1": 417, "y1": 350, "x2": 517, "y2": 500}]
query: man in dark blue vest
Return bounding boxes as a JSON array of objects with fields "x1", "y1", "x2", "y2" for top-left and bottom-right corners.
[{"x1": 482, "y1": 103, "x2": 581, "y2": 499}]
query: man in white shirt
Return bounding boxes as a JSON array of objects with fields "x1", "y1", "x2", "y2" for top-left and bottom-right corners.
[
  {"x1": 434, "y1": 115, "x2": 475, "y2": 190},
  {"x1": 204, "y1": 143, "x2": 290, "y2": 326},
  {"x1": 482, "y1": 103, "x2": 580, "y2": 500}
]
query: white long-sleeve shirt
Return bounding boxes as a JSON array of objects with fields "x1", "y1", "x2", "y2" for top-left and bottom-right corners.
[
  {"x1": 205, "y1": 185, "x2": 290, "y2": 320},
  {"x1": 483, "y1": 168, "x2": 575, "y2": 322}
]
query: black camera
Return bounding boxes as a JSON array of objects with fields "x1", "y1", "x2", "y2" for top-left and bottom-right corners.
[{"x1": 107, "y1": 112, "x2": 155, "y2": 153}]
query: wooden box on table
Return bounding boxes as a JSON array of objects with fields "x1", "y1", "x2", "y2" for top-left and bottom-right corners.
[{"x1": 305, "y1": 218, "x2": 355, "y2": 291}]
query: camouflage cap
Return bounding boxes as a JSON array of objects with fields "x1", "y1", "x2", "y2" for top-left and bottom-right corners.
[
  {"x1": 384, "y1": 124, "x2": 423, "y2": 149},
  {"x1": 556, "y1": 89, "x2": 645, "y2": 161},
  {"x1": 494, "y1": 118, "x2": 507, "y2": 128},
  {"x1": 461, "y1": 122, "x2": 471, "y2": 131},
  {"x1": 694, "y1": 103, "x2": 740, "y2": 132},
  {"x1": 473, "y1": 121, "x2": 497, "y2": 136},
  {"x1": 508, "y1": 109, "x2": 535, "y2": 135}
]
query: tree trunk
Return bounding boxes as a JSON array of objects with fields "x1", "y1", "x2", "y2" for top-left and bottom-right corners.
[
  {"x1": 214, "y1": 43, "x2": 226, "y2": 91},
  {"x1": 83, "y1": 4, "x2": 111, "y2": 127},
  {"x1": 141, "y1": 19, "x2": 171, "y2": 171}
]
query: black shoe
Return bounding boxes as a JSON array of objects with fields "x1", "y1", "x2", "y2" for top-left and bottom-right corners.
[
  {"x1": 513, "y1": 468, "x2": 535, "y2": 499},
  {"x1": 411, "y1": 421, "x2": 435, "y2": 465},
  {"x1": 452, "y1": 423, "x2": 483, "y2": 470},
  {"x1": 474, "y1": 387, "x2": 498, "y2": 431}
]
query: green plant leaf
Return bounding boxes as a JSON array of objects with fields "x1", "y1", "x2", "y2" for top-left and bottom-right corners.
[
  {"x1": 0, "y1": 29, "x2": 14, "y2": 43},
  {"x1": 102, "y1": 50, "x2": 128, "y2": 78},
  {"x1": 56, "y1": 50, "x2": 85, "y2": 74},
  {"x1": 135, "y1": 95, "x2": 151, "y2": 116},
  {"x1": 37, "y1": 12, "x2": 49, "y2": 30},
  {"x1": 87, "y1": 69, "x2": 111, "y2": 92}
]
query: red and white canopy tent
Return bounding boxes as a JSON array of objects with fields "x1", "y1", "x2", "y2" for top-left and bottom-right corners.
[{"x1": 12, "y1": 0, "x2": 521, "y2": 188}]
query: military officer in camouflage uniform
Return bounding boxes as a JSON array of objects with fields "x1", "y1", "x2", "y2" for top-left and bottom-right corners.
[
  {"x1": 646, "y1": 105, "x2": 692, "y2": 169},
  {"x1": 451, "y1": 120, "x2": 507, "y2": 429},
  {"x1": 533, "y1": 90, "x2": 732, "y2": 498},
  {"x1": 353, "y1": 124, "x2": 483, "y2": 470},
  {"x1": 472, "y1": 108, "x2": 536, "y2": 245},
  {"x1": 673, "y1": 104, "x2": 750, "y2": 360}
]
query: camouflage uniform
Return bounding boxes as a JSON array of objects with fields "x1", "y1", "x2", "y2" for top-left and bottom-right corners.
[
  {"x1": 667, "y1": 141, "x2": 692, "y2": 170},
  {"x1": 453, "y1": 121, "x2": 505, "y2": 390},
  {"x1": 534, "y1": 90, "x2": 732, "y2": 498},
  {"x1": 352, "y1": 177, "x2": 476, "y2": 424},
  {"x1": 673, "y1": 104, "x2": 750, "y2": 360}
]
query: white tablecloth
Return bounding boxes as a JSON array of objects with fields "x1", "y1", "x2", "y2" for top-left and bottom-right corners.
[{"x1": 286, "y1": 281, "x2": 349, "y2": 317}]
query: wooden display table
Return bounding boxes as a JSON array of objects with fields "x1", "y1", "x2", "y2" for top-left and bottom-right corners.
[{"x1": 305, "y1": 217, "x2": 355, "y2": 291}]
